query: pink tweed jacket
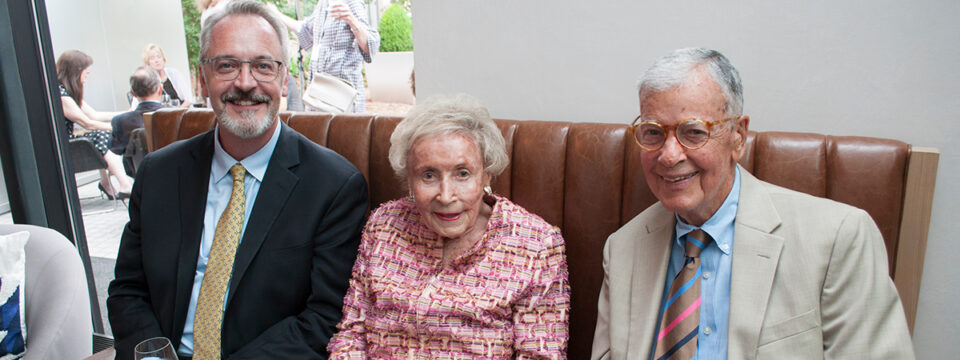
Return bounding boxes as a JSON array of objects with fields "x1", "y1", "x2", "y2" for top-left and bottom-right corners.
[{"x1": 328, "y1": 195, "x2": 570, "y2": 359}]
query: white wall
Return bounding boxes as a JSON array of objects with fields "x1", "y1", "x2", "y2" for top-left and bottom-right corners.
[
  {"x1": 413, "y1": 0, "x2": 959, "y2": 357},
  {"x1": 0, "y1": 1, "x2": 187, "y2": 211},
  {"x1": 45, "y1": 0, "x2": 191, "y2": 111}
]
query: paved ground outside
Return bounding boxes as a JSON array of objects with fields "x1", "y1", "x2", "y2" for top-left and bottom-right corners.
[{"x1": 367, "y1": 100, "x2": 413, "y2": 115}]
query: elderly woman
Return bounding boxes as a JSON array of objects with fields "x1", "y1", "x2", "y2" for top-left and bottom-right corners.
[
  {"x1": 328, "y1": 94, "x2": 570, "y2": 358},
  {"x1": 57, "y1": 49, "x2": 134, "y2": 198},
  {"x1": 141, "y1": 44, "x2": 191, "y2": 107}
]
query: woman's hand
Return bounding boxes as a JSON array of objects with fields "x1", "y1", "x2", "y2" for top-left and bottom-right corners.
[
  {"x1": 328, "y1": 1, "x2": 372, "y2": 56},
  {"x1": 61, "y1": 96, "x2": 112, "y2": 131},
  {"x1": 328, "y1": 2, "x2": 354, "y2": 22}
]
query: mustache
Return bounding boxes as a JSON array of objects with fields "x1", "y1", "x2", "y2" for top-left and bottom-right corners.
[{"x1": 221, "y1": 89, "x2": 270, "y2": 104}]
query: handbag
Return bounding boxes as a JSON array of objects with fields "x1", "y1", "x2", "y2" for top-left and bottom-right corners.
[
  {"x1": 302, "y1": 72, "x2": 357, "y2": 113},
  {"x1": 301, "y1": 1, "x2": 357, "y2": 113}
]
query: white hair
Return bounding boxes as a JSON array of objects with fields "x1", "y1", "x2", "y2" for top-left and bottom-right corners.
[
  {"x1": 199, "y1": 0, "x2": 289, "y2": 67},
  {"x1": 638, "y1": 47, "x2": 743, "y2": 118},
  {"x1": 389, "y1": 94, "x2": 509, "y2": 180}
]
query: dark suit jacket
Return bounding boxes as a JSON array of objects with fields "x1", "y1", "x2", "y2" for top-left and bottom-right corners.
[
  {"x1": 109, "y1": 101, "x2": 164, "y2": 155},
  {"x1": 108, "y1": 123, "x2": 369, "y2": 359}
]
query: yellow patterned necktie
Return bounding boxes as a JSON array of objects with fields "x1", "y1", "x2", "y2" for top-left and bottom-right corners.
[{"x1": 194, "y1": 164, "x2": 246, "y2": 359}]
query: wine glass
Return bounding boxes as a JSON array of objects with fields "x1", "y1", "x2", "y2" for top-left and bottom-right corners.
[{"x1": 134, "y1": 337, "x2": 179, "y2": 360}]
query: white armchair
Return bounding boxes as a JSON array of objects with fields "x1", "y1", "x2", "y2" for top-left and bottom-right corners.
[{"x1": 0, "y1": 224, "x2": 92, "y2": 359}]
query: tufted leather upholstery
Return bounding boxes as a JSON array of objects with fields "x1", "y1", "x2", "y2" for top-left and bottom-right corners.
[{"x1": 144, "y1": 109, "x2": 936, "y2": 359}]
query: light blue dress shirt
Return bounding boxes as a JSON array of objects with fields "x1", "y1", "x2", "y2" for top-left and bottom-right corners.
[
  {"x1": 657, "y1": 167, "x2": 740, "y2": 360},
  {"x1": 178, "y1": 124, "x2": 281, "y2": 355}
]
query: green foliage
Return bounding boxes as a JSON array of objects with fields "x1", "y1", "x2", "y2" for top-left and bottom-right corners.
[
  {"x1": 378, "y1": 2, "x2": 413, "y2": 52},
  {"x1": 277, "y1": 0, "x2": 317, "y2": 21},
  {"x1": 181, "y1": 0, "x2": 202, "y2": 76},
  {"x1": 180, "y1": 0, "x2": 319, "y2": 83},
  {"x1": 289, "y1": 54, "x2": 310, "y2": 78}
]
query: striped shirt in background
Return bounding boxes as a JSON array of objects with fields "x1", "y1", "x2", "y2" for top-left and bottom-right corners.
[
  {"x1": 298, "y1": 0, "x2": 379, "y2": 113},
  {"x1": 329, "y1": 195, "x2": 571, "y2": 359}
]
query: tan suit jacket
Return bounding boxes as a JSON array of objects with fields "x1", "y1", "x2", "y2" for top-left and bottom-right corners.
[{"x1": 591, "y1": 167, "x2": 914, "y2": 359}]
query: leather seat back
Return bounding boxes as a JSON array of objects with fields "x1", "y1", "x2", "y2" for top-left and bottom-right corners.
[{"x1": 144, "y1": 109, "x2": 922, "y2": 359}]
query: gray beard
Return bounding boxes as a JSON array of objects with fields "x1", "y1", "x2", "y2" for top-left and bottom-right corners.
[{"x1": 218, "y1": 108, "x2": 276, "y2": 139}]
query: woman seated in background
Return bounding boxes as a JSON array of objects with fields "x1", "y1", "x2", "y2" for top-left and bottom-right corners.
[
  {"x1": 142, "y1": 44, "x2": 191, "y2": 108},
  {"x1": 328, "y1": 94, "x2": 570, "y2": 358},
  {"x1": 56, "y1": 49, "x2": 133, "y2": 198}
]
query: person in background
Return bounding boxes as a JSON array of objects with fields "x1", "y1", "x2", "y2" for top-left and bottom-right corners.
[
  {"x1": 109, "y1": 66, "x2": 165, "y2": 175},
  {"x1": 590, "y1": 48, "x2": 915, "y2": 359},
  {"x1": 107, "y1": 1, "x2": 368, "y2": 358},
  {"x1": 328, "y1": 94, "x2": 570, "y2": 358},
  {"x1": 56, "y1": 49, "x2": 134, "y2": 199},
  {"x1": 284, "y1": 72, "x2": 304, "y2": 111},
  {"x1": 142, "y1": 44, "x2": 193, "y2": 108},
  {"x1": 269, "y1": 0, "x2": 379, "y2": 113},
  {"x1": 198, "y1": 0, "x2": 234, "y2": 25}
]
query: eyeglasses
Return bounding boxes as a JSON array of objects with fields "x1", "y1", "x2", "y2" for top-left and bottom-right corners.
[
  {"x1": 200, "y1": 57, "x2": 285, "y2": 82},
  {"x1": 629, "y1": 115, "x2": 736, "y2": 151}
]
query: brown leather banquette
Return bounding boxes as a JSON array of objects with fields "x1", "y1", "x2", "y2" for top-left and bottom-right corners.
[{"x1": 144, "y1": 108, "x2": 937, "y2": 359}]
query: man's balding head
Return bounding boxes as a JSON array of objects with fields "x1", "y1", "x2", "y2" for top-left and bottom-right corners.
[{"x1": 129, "y1": 66, "x2": 162, "y2": 99}]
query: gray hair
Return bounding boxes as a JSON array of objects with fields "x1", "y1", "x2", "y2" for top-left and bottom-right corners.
[
  {"x1": 638, "y1": 48, "x2": 743, "y2": 118},
  {"x1": 199, "y1": 0, "x2": 289, "y2": 67},
  {"x1": 129, "y1": 66, "x2": 161, "y2": 98},
  {"x1": 389, "y1": 94, "x2": 509, "y2": 180}
]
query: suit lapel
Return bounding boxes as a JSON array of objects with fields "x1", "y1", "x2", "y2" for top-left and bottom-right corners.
[
  {"x1": 627, "y1": 204, "x2": 674, "y2": 358},
  {"x1": 727, "y1": 168, "x2": 784, "y2": 360},
  {"x1": 172, "y1": 131, "x2": 215, "y2": 338},
  {"x1": 226, "y1": 124, "x2": 301, "y2": 306}
]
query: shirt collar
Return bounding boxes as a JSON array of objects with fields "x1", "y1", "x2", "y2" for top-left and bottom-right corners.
[
  {"x1": 674, "y1": 166, "x2": 741, "y2": 255},
  {"x1": 211, "y1": 122, "x2": 282, "y2": 183}
]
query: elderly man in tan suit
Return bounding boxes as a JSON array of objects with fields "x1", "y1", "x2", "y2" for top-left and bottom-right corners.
[{"x1": 591, "y1": 48, "x2": 914, "y2": 359}]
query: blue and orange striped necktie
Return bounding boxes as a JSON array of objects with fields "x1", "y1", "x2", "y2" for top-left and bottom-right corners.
[{"x1": 654, "y1": 229, "x2": 712, "y2": 360}]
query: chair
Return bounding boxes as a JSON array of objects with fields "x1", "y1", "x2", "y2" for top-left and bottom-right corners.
[
  {"x1": 68, "y1": 137, "x2": 107, "y2": 173},
  {"x1": 121, "y1": 128, "x2": 148, "y2": 177},
  {"x1": 146, "y1": 109, "x2": 939, "y2": 357},
  {"x1": 69, "y1": 137, "x2": 121, "y2": 209},
  {"x1": 0, "y1": 224, "x2": 93, "y2": 359}
]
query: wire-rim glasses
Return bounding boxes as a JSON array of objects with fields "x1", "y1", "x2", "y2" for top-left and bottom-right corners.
[
  {"x1": 629, "y1": 115, "x2": 736, "y2": 151},
  {"x1": 201, "y1": 57, "x2": 285, "y2": 82}
]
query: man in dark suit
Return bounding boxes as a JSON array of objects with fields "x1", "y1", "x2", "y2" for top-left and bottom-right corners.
[
  {"x1": 107, "y1": 1, "x2": 368, "y2": 359},
  {"x1": 109, "y1": 66, "x2": 164, "y2": 175}
]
